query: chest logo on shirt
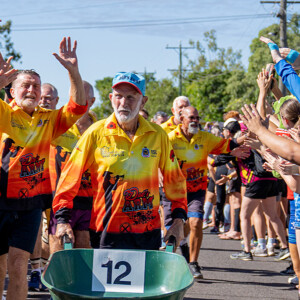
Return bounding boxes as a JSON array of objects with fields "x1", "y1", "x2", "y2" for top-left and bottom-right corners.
[
  {"x1": 37, "y1": 120, "x2": 49, "y2": 127},
  {"x1": 100, "y1": 146, "x2": 125, "y2": 157},
  {"x1": 194, "y1": 144, "x2": 203, "y2": 150},
  {"x1": 142, "y1": 147, "x2": 150, "y2": 158}
]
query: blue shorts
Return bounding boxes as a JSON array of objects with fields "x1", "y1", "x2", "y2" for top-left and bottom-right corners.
[
  {"x1": 187, "y1": 190, "x2": 206, "y2": 220},
  {"x1": 295, "y1": 192, "x2": 300, "y2": 229},
  {"x1": 0, "y1": 208, "x2": 42, "y2": 255},
  {"x1": 289, "y1": 200, "x2": 296, "y2": 245}
]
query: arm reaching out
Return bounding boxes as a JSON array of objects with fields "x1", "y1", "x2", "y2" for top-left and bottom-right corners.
[{"x1": 240, "y1": 104, "x2": 300, "y2": 165}]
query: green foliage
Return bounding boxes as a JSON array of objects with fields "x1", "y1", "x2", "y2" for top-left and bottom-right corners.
[
  {"x1": 93, "y1": 77, "x2": 113, "y2": 120},
  {"x1": 144, "y1": 78, "x2": 178, "y2": 117},
  {"x1": 0, "y1": 20, "x2": 21, "y2": 62},
  {"x1": 183, "y1": 30, "x2": 245, "y2": 121}
]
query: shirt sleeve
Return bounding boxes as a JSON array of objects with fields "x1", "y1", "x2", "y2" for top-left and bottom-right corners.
[
  {"x1": 275, "y1": 60, "x2": 300, "y2": 102},
  {"x1": 207, "y1": 133, "x2": 231, "y2": 155},
  {"x1": 52, "y1": 129, "x2": 95, "y2": 223},
  {"x1": 159, "y1": 131, "x2": 188, "y2": 220},
  {"x1": 0, "y1": 100, "x2": 19, "y2": 140},
  {"x1": 52, "y1": 97, "x2": 88, "y2": 140}
]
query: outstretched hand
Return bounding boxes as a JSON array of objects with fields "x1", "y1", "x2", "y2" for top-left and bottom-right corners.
[
  {"x1": 257, "y1": 69, "x2": 273, "y2": 92},
  {"x1": 0, "y1": 53, "x2": 17, "y2": 90},
  {"x1": 240, "y1": 104, "x2": 266, "y2": 135},
  {"x1": 279, "y1": 47, "x2": 300, "y2": 70},
  {"x1": 260, "y1": 36, "x2": 283, "y2": 64},
  {"x1": 53, "y1": 37, "x2": 79, "y2": 74}
]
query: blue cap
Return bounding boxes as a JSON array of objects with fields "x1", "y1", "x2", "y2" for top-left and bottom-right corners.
[{"x1": 112, "y1": 72, "x2": 146, "y2": 96}]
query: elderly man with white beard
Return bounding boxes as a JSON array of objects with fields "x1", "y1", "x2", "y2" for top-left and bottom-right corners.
[
  {"x1": 52, "y1": 72, "x2": 188, "y2": 250},
  {"x1": 168, "y1": 106, "x2": 234, "y2": 279}
]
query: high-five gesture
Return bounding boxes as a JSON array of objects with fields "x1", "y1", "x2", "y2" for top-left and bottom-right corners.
[
  {"x1": 0, "y1": 53, "x2": 17, "y2": 90},
  {"x1": 53, "y1": 37, "x2": 85, "y2": 106},
  {"x1": 53, "y1": 37, "x2": 79, "y2": 75},
  {"x1": 259, "y1": 36, "x2": 283, "y2": 64}
]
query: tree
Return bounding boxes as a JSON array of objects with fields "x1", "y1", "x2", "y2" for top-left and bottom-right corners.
[
  {"x1": 182, "y1": 30, "x2": 246, "y2": 121},
  {"x1": 0, "y1": 20, "x2": 21, "y2": 99}
]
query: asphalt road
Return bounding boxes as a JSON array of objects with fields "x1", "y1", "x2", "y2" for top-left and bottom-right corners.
[{"x1": 4, "y1": 227, "x2": 297, "y2": 299}]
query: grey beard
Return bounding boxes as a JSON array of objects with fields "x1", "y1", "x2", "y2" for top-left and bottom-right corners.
[{"x1": 188, "y1": 123, "x2": 199, "y2": 134}]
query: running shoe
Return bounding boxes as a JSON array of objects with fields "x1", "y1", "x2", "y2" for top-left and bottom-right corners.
[
  {"x1": 288, "y1": 275, "x2": 299, "y2": 285},
  {"x1": 202, "y1": 220, "x2": 209, "y2": 230},
  {"x1": 210, "y1": 226, "x2": 219, "y2": 234},
  {"x1": 28, "y1": 271, "x2": 41, "y2": 291},
  {"x1": 274, "y1": 248, "x2": 290, "y2": 261},
  {"x1": 230, "y1": 251, "x2": 253, "y2": 261},
  {"x1": 179, "y1": 243, "x2": 190, "y2": 263},
  {"x1": 188, "y1": 262, "x2": 203, "y2": 279},
  {"x1": 280, "y1": 263, "x2": 295, "y2": 275},
  {"x1": 267, "y1": 245, "x2": 275, "y2": 256},
  {"x1": 251, "y1": 246, "x2": 267, "y2": 257}
]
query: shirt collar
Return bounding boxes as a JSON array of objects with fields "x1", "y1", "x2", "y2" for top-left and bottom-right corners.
[{"x1": 174, "y1": 124, "x2": 200, "y2": 143}]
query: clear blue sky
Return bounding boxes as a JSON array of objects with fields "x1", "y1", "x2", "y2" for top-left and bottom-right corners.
[{"x1": 2, "y1": 0, "x2": 298, "y2": 107}]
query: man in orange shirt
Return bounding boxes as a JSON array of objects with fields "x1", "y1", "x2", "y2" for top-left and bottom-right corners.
[
  {"x1": 169, "y1": 106, "x2": 234, "y2": 279},
  {"x1": 53, "y1": 72, "x2": 188, "y2": 250},
  {"x1": 0, "y1": 37, "x2": 87, "y2": 300}
]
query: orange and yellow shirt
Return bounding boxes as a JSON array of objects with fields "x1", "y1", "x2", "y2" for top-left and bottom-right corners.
[
  {"x1": 49, "y1": 113, "x2": 97, "y2": 209},
  {"x1": 53, "y1": 113, "x2": 187, "y2": 249},
  {"x1": 160, "y1": 116, "x2": 177, "y2": 134},
  {"x1": 168, "y1": 125, "x2": 231, "y2": 193},
  {"x1": 0, "y1": 98, "x2": 87, "y2": 211}
]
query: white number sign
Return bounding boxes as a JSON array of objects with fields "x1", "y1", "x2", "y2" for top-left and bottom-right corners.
[{"x1": 92, "y1": 249, "x2": 146, "y2": 293}]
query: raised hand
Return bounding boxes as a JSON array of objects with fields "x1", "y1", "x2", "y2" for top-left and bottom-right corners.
[
  {"x1": 240, "y1": 104, "x2": 266, "y2": 135},
  {"x1": 279, "y1": 47, "x2": 300, "y2": 70},
  {"x1": 230, "y1": 145, "x2": 251, "y2": 159},
  {"x1": 0, "y1": 53, "x2": 17, "y2": 90},
  {"x1": 53, "y1": 37, "x2": 79, "y2": 74},
  {"x1": 257, "y1": 69, "x2": 273, "y2": 92},
  {"x1": 259, "y1": 36, "x2": 283, "y2": 64}
]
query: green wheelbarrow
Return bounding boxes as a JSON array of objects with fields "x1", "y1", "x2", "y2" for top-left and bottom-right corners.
[{"x1": 41, "y1": 236, "x2": 194, "y2": 300}]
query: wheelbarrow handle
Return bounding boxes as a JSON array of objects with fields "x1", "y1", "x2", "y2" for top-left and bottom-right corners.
[
  {"x1": 165, "y1": 235, "x2": 176, "y2": 253},
  {"x1": 62, "y1": 234, "x2": 73, "y2": 250}
]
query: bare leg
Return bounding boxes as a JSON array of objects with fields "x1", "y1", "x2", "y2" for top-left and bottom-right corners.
[
  {"x1": 240, "y1": 197, "x2": 260, "y2": 252},
  {"x1": 261, "y1": 196, "x2": 288, "y2": 249},
  {"x1": 189, "y1": 217, "x2": 203, "y2": 262},
  {"x1": 7, "y1": 247, "x2": 30, "y2": 300},
  {"x1": 252, "y1": 202, "x2": 266, "y2": 240}
]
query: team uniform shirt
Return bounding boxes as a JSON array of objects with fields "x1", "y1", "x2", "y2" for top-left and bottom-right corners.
[
  {"x1": 168, "y1": 125, "x2": 231, "y2": 193},
  {"x1": 53, "y1": 113, "x2": 187, "y2": 249},
  {"x1": 49, "y1": 113, "x2": 97, "y2": 210},
  {"x1": 0, "y1": 98, "x2": 87, "y2": 211},
  {"x1": 160, "y1": 116, "x2": 177, "y2": 134}
]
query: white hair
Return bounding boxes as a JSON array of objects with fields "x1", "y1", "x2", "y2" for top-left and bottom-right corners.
[{"x1": 172, "y1": 96, "x2": 190, "y2": 109}]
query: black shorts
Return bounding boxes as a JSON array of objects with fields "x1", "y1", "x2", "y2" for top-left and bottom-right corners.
[
  {"x1": 228, "y1": 177, "x2": 241, "y2": 194},
  {"x1": 244, "y1": 180, "x2": 279, "y2": 199},
  {"x1": 277, "y1": 179, "x2": 287, "y2": 198},
  {"x1": 207, "y1": 177, "x2": 215, "y2": 193},
  {"x1": 0, "y1": 208, "x2": 42, "y2": 255}
]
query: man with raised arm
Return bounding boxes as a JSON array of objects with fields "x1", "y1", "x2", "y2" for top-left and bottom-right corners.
[
  {"x1": 52, "y1": 72, "x2": 187, "y2": 251},
  {"x1": 0, "y1": 37, "x2": 87, "y2": 300}
]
